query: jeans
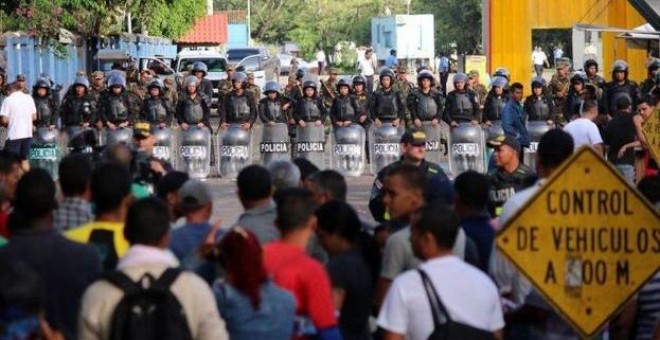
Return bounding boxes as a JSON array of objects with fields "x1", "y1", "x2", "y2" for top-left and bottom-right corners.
[
  {"x1": 534, "y1": 64, "x2": 544, "y2": 76},
  {"x1": 616, "y1": 164, "x2": 635, "y2": 185}
]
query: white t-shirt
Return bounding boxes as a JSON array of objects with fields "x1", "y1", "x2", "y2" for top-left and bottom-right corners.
[
  {"x1": 532, "y1": 51, "x2": 547, "y2": 66},
  {"x1": 378, "y1": 256, "x2": 504, "y2": 340},
  {"x1": 0, "y1": 91, "x2": 36, "y2": 140},
  {"x1": 359, "y1": 56, "x2": 376, "y2": 76},
  {"x1": 563, "y1": 117, "x2": 603, "y2": 150},
  {"x1": 316, "y1": 50, "x2": 325, "y2": 63}
]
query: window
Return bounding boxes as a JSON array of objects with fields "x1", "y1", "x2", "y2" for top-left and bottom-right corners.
[
  {"x1": 178, "y1": 58, "x2": 228, "y2": 73},
  {"x1": 237, "y1": 55, "x2": 261, "y2": 72},
  {"x1": 384, "y1": 31, "x2": 392, "y2": 48}
]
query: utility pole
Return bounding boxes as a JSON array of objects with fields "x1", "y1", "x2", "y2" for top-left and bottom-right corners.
[{"x1": 247, "y1": 0, "x2": 251, "y2": 46}]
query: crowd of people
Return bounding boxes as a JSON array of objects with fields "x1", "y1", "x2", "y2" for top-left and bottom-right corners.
[{"x1": 0, "y1": 52, "x2": 658, "y2": 340}]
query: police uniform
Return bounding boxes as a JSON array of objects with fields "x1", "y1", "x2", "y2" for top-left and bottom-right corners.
[
  {"x1": 217, "y1": 65, "x2": 236, "y2": 108},
  {"x1": 483, "y1": 91, "x2": 509, "y2": 123},
  {"x1": 98, "y1": 90, "x2": 141, "y2": 127},
  {"x1": 485, "y1": 135, "x2": 534, "y2": 217},
  {"x1": 407, "y1": 87, "x2": 444, "y2": 123},
  {"x1": 140, "y1": 94, "x2": 175, "y2": 127},
  {"x1": 222, "y1": 89, "x2": 258, "y2": 126},
  {"x1": 60, "y1": 92, "x2": 97, "y2": 128},
  {"x1": 368, "y1": 131, "x2": 447, "y2": 223},
  {"x1": 443, "y1": 89, "x2": 480, "y2": 123},
  {"x1": 246, "y1": 73, "x2": 262, "y2": 107},
  {"x1": 393, "y1": 66, "x2": 415, "y2": 126},
  {"x1": 259, "y1": 95, "x2": 292, "y2": 124},
  {"x1": 549, "y1": 73, "x2": 570, "y2": 126},
  {"x1": 89, "y1": 71, "x2": 107, "y2": 103},
  {"x1": 320, "y1": 68, "x2": 339, "y2": 109},
  {"x1": 33, "y1": 92, "x2": 59, "y2": 128},
  {"x1": 469, "y1": 71, "x2": 488, "y2": 106},
  {"x1": 176, "y1": 92, "x2": 212, "y2": 131},
  {"x1": 330, "y1": 92, "x2": 362, "y2": 126},
  {"x1": 523, "y1": 93, "x2": 554, "y2": 122},
  {"x1": 370, "y1": 87, "x2": 404, "y2": 124}
]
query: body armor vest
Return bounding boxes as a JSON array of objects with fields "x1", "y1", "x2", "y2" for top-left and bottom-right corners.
[
  {"x1": 145, "y1": 98, "x2": 168, "y2": 123},
  {"x1": 375, "y1": 90, "x2": 398, "y2": 120},
  {"x1": 35, "y1": 97, "x2": 53, "y2": 127},
  {"x1": 530, "y1": 97, "x2": 551, "y2": 121},
  {"x1": 227, "y1": 95, "x2": 251, "y2": 123},
  {"x1": 182, "y1": 96, "x2": 204, "y2": 124},
  {"x1": 336, "y1": 96, "x2": 356, "y2": 121},
  {"x1": 415, "y1": 92, "x2": 438, "y2": 121},
  {"x1": 265, "y1": 100, "x2": 285, "y2": 123},
  {"x1": 301, "y1": 99, "x2": 321, "y2": 122},
  {"x1": 107, "y1": 95, "x2": 129, "y2": 123}
]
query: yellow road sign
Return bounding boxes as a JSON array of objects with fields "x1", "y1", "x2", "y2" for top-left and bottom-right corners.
[
  {"x1": 642, "y1": 107, "x2": 660, "y2": 165},
  {"x1": 496, "y1": 147, "x2": 660, "y2": 337}
]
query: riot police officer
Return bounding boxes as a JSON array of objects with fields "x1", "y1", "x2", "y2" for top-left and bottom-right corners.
[
  {"x1": 98, "y1": 74, "x2": 140, "y2": 130},
  {"x1": 483, "y1": 76, "x2": 509, "y2": 125},
  {"x1": 330, "y1": 78, "x2": 364, "y2": 128},
  {"x1": 443, "y1": 72, "x2": 480, "y2": 126},
  {"x1": 370, "y1": 68, "x2": 404, "y2": 128},
  {"x1": 60, "y1": 76, "x2": 97, "y2": 130},
  {"x1": 524, "y1": 76, "x2": 555, "y2": 125},
  {"x1": 294, "y1": 80, "x2": 327, "y2": 127},
  {"x1": 221, "y1": 72, "x2": 257, "y2": 131},
  {"x1": 486, "y1": 135, "x2": 534, "y2": 217},
  {"x1": 640, "y1": 58, "x2": 660, "y2": 97},
  {"x1": 140, "y1": 78, "x2": 175, "y2": 127},
  {"x1": 176, "y1": 75, "x2": 211, "y2": 131},
  {"x1": 352, "y1": 75, "x2": 371, "y2": 124},
  {"x1": 584, "y1": 59, "x2": 605, "y2": 90},
  {"x1": 32, "y1": 78, "x2": 58, "y2": 129},
  {"x1": 564, "y1": 71, "x2": 590, "y2": 122},
  {"x1": 191, "y1": 61, "x2": 214, "y2": 104},
  {"x1": 601, "y1": 60, "x2": 639, "y2": 117},
  {"x1": 408, "y1": 70, "x2": 444, "y2": 127},
  {"x1": 259, "y1": 81, "x2": 293, "y2": 125}
]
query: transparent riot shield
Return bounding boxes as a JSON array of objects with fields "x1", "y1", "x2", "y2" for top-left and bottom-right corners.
[
  {"x1": 104, "y1": 127, "x2": 134, "y2": 146},
  {"x1": 65, "y1": 126, "x2": 97, "y2": 155},
  {"x1": 483, "y1": 121, "x2": 504, "y2": 170},
  {"x1": 261, "y1": 122, "x2": 291, "y2": 166},
  {"x1": 177, "y1": 126, "x2": 212, "y2": 179},
  {"x1": 524, "y1": 121, "x2": 552, "y2": 172},
  {"x1": 217, "y1": 124, "x2": 253, "y2": 179},
  {"x1": 332, "y1": 124, "x2": 366, "y2": 177},
  {"x1": 29, "y1": 128, "x2": 61, "y2": 180},
  {"x1": 369, "y1": 124, "x2": 404, "y2": 175},
  {"x1": 449, "y1": 123, "x2": 486, "y2": 175},
  {"x1": 421, "y1": 121, "x2": 450, "y2": 174},
  {"x1": 295, "y1": 124, "x2": 327, "y2": 170},
  {"x1": 152, "y1": 127, "x2": 175, "y2": 164}
]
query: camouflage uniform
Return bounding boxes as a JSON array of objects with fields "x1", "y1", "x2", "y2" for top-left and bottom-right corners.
[
  {"x1": 468, "y1": 70, "x2": 488, "y2": 106},
  {"x1": 217, "y1": 65, "x2": 235, "y2": 111},
  {"x1": 549, "y1": 73, "x2": 570, "y2": 126},
  {"x1": 246, "y1": 72, "x2": 262, "y2": 108},
  {"x1": 89, "y1": 71, "x2": 107, "y2": 104},
  {"x1": 392, "y1": 66, "x2": 415, "y2": 127},
  {"x1": 163, "y1": 78, "x2": 179, "y2": 107},
  {"x1": 320, "y1": 68, "x2": 340, "y2": 109}
]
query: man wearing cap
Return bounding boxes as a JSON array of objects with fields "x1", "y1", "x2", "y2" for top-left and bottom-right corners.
[
  {"x1": 549, "y1": 58, "x2": 571, "y2": 125},
  {"x1": 1, "y1": 82, "x2": 37, "y2": 171},
  {"x1": 128, "y1": 69, "x2": 153, "y2": 101},
  {"x1": 246, "y1": 72, "x2": 262, "y2": 107},
  {"x1": 393, "y1": 66, "x2": 415, "y2": 127},
  {"x1": 217, "y1": 64, "x2": 236, "y2": 110},
  {"x1": 15, "y1": 74, "x2": 29, "y2": 94},
  {"x1": 133, "y1": 122, "x2": 172, "y2": 182},
  {"x1": 89, "y1": 71, "x2": 106, "y2": 103},
  {"x1": 468, "y1": 70, "x2": 488, "y2": 108},
  {"x1": 486, "y1": 134, "x2": 534, "y2": 217},
  {"x1": 320, "y1": 68, "x2": 339, "y2": 109},
  {"x1": 385, "y1": 49, "x2": 399, "y2": 69},
  {"x1": 369, "y1": 130, "x2": 447, "y2": 223}
]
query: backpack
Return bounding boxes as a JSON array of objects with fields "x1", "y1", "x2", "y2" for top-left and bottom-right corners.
[{"x1": 103, "y1": 268, "x2": 193, "y2": 340}]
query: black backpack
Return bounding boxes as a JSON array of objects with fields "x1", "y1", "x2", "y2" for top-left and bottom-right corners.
[
  {"x1": 103, "y1": 268, "x2": 193, "y2": 340},
  {"x1": 418, "y1": 269, "x2": 494, "y2": 340}
]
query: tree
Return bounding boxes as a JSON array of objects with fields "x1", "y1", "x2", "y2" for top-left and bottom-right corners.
[{"x1": 414, "y1": 0, "x2": 482, "y2": 55}]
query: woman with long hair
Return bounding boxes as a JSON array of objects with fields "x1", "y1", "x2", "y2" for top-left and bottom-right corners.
[{"x1": 213, "y1": 226, "x2": 296, "y2": 340}]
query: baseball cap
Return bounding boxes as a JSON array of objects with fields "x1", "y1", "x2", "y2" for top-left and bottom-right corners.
[
  {"x1": 329, "y1": 67, "x2": 340, "y2": 75},
  {"x1": 156, "y1": 171, "x2": 190, "y2": 199},
  {"x1": 400, "y1": 130, "x2": 427, "y2": 146},
  {"x1": 133, "y1": 122, "x2": 154, "y2": 139},
  {"x1": 91, "y1": 71, "x2": 104, "y2": 80},
  {"x1": 178, "y1": 180, "x2": 213, "y2": 211},
  {"x1": 487, "y1": 134, "x2": 520, "y2": 151},
  {"x1": 16, "y1": 74, "x2": 26, "y2": 81},
  {"x1": 397, "y1": 65, "x2": 408, "y2": 73},
  {"x1": 469, "y1": 70, "x2": 479, "y2": 78}
]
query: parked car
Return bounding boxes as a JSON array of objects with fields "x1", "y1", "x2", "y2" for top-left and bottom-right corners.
[
  {"x1": 278, "y1": 53, "x2": 293, "y2": 75},
  {"x1": 235, "y1": 54, "x2": 280, "y2": 90},
  {"x1": 175, "y1": 50, "x2": 229, "y2": 107}
]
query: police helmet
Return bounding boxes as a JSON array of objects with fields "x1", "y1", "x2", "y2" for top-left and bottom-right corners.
[
  {"x1": 531, "y1": 76, "x2": 547, "y2": 88},
  {"x1": 264, "y1": 81, "x2": 281, "y2": 94},
  {"x1": 232, "y1": 72, "x2": 248, "y2": 86},
  {"x1": 147, "y1": 78, "x2": 164, "y2": 91},
  {"x1": 453, "y1": 73, "x2": 468, "y2": 83},
  {"x1": 73, "y1": 76, "x2": 90, "y2": 90},
  {"x1": 416, "y1": 66, "x2": 430, "y2": 74},
  {"x1": 646, "y1": 58, "x2": 660, "y2": 71},
  {"x1": 184, "y1": 75, "x2": 199, "y2": 87},
  {"x1": 611, "y1": 60, "x2": 629, "y2": 73},
  {"x1": 302, "y1": 80, "x2": 317, "y2": 91},
  {"x1": 336, "y1": 78, "x2": 351, "y2": 90},
  {"x1": 490, "y1": 76, "x2": 508, "y2": 89},
  {"x1": 192, "y1": 61, "x2": 208, "y2": 75},
  {"x1": 584, "y1": 59, "x2": 599, "y2": 72},
  {"x1": 379, "y1": 68, "x2": 395, "y2": 81},
  {"x1": 493, "y1": 67, "x2": 510, "y2": 80},
  {"x1": 33, "y1": 78, "x2": 51, "y2": 90},
  {"x1": 107, "y1": 74, "x2": 126, "y2": 88},
  {"x1": 296, "y1": 69, "x2": 306, "y2": 80},
  {"x1": 417, "y1": 70, "x2": 435, "y2": 83},
  {"x1": 570, "y1": 71, "x2": 587, "y2": 84},
  {"x1": 352, "y1": 75, "x2": 367, "y2": 85}
]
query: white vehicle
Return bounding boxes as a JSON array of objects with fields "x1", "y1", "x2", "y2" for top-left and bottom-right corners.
[{"x1": 175, "y1": 50, "x2": 229, "y2": 107}]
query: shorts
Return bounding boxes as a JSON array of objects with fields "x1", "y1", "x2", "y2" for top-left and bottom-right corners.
[{"x1": 5, "y1": 137, "x2": 32, "y2": 160}]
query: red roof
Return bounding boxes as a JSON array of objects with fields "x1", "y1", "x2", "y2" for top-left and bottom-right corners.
[{"x1": 178, "y1": 13, "x2": 228, "y2": 45}]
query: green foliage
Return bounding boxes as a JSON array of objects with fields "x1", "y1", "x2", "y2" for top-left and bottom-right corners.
[{"x1": 414, "y1": 0, "x2": 482, "y2": 54}]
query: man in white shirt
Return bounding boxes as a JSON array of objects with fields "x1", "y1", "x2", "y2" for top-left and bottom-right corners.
[
  {"x1": 563, "y1": 99, "x2": 604, "y2": 154},
  {"x1": 490, "y1": 129, "x2": 578, "y2": 338},
  {"x1": 358, "y1": 49, "x2": 377, "y2": 93},
  {"x1": 531, "y1": 46, "x2": 549, "y2": 77},
  {"x1": 378, "y1": 202, "x2": 504, "y2": 340},
  {"x1": 0, "y1": 82, "x2": 37, "y2": 171},
  {"x1": 316, "y1": 50, "x2": 326, "y2": 75}
]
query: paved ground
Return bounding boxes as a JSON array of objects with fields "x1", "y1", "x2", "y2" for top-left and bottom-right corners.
[{"x1": 207, "y1": 174, "x2": 376, "y2": 228}]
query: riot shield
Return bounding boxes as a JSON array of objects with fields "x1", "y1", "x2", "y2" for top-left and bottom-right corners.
[
  {"x1": 295, "y1": 124, "x2": 327, "y2": 170},
  {"x1": 177, "y1": 127, "x2": 212, "y2": 179},
  {"x1": 261, "y1": 122, "x2": 290, "y2": 165},
  {"x1": 369, "y1": 124, "x2": 404, "y2": 175},
  {"x1": 217, "y1": 124, "x2": 253, "y2": 179},
  {"x1": 332, "y1": 124, "x2": 366, "y2": 177},
  {"x1": 65, "y1": 126, "x2": 97, "y2": 155},
  {"x1": 152, "y1": 127, "x2": 175, "y2": 164},
  {"x1": 483, "y1": 121, "x2": 504, "y2": 170},
  {"x1": 524, "y1": 121, "x2": 552, "y2": 172},
  {"x1": 104, "y1": 127, "x2": 134, "y2": 146},
  {"x1": 449, "y1": 123, "x2": 486, "y2": 175},
  {"x1": 421, "y1": 121, "x2": 450, "y2": 174},
  {"x1": 29, "y1": 128, "x2": 61, "y2": 179}
]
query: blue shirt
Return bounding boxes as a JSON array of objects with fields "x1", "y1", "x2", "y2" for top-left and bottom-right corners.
[
  {"x1": 438, "y1": 57, "x2": 449, "y2": 72},
  {"x1": 170, "y1": 222, "x2": 222, "y2": 283},
  {"x1": 502, "y1": 99, "x2": 530, "y2": 147},
  {"x1": 460, "y1": 214, "x2": 494, "y2": 273},
  {"x1": 385, "y1": 55, "x2": 398, "y2": 68},
  {"x1": 215, "y1": 280, "x2": 296, "y2": 340}
]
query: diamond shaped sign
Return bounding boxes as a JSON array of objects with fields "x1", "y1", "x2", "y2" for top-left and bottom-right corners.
[
  {"x1": 642, "y1": 106, "x2": 660, "y2": 165},
  {"x1": 496, "y1": 147, "x2": 660, "y2": 337}
]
